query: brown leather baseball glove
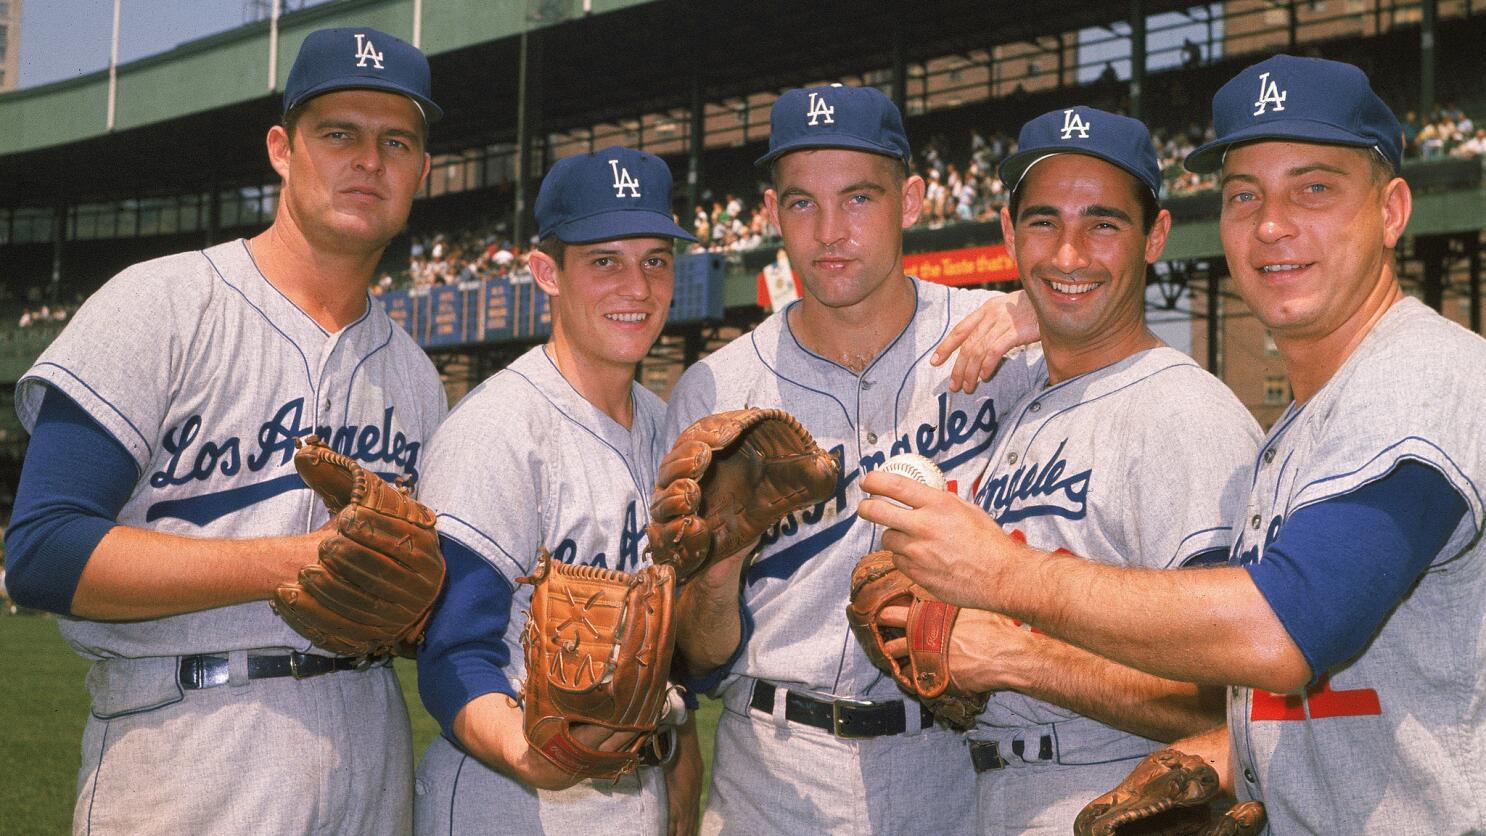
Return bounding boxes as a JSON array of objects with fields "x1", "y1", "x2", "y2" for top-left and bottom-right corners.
[
  {"x1": 518, "y1": 550, "x2": 678, "y2": 780},
  {"x1": 1074, "y1": 748, "x2": 1268, "y2": 836},
  {"x1": 846, "y1": 550, "x2": 989, "y2": 731},
  {"x1": 647, "y1": 408, "x2": 839, "y2": 583},
  {"x1": 272, "y1": 435, "x2": 445, "y2": 658}
]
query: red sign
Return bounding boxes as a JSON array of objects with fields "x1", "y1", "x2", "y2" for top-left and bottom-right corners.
[
  {"x1": 756, "y1": 243, "x2": 1020, "y2": 308},
  {"x1": 903, "y1": 244, "x2": 1019, "y2": 286}
]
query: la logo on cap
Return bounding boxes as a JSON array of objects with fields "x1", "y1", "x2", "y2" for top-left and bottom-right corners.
[
  {"x1": 807, "y1": 92, "x2": 835, "y2": 126},
  {"x1": 609, "y1": 160, "x2": 641, "y2": 197},
  {"x1": 354, "y1": 33, "x2": 384, "y2": 68},
  {"x1": 1060, "y1": 109, "x2": 1091, "y2": 140},
  {"x1": 1253, "y1": 71, "x2": 1287, "y2": 116}
]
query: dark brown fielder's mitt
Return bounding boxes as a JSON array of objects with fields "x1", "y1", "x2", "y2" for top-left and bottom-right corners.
[
  {"x1": 1074, "y1": 748, "x2": 1268, "y2": 836},
  {"x1": 647, "y1": 408, "x2": 839, "y2": 584},
  {"x1": 846, "y1": 550, "x2": 989, "y2": 731},
  {"x1": 272, "y1": 435, "x2": 445, "y2": 658},
  {"x1": 518, "y1": 550, "x2": 678, "y2": 780}
]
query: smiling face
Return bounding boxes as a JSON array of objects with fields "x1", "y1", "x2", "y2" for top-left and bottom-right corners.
[
  {"x1": 1218, "y1": 141, "x2": 1409, "y2": 350},
  {"x1": 1002, "y1": 153, "x2": 1170, "y2": 373},
  {"x1": 268, "y1": 89, "x2": 430, "y2": 256},
  {"x1": 530, "y1": 237, "x2": 675, "y2": 371},
  {"x1": 764, "y1": 148, "x2": 923, "y2": 313}
]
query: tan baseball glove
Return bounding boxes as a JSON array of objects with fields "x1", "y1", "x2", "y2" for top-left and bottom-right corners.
[
  {"x1": 647, "y1": 408, "x2": 839, "y2": 583},
  {"x1": 272, "y1": 435, "x2": 445, "y2": 658},
  {"x1": 846, "y1": 550, "x2": 989, "y2": 730},
  {"x1": 1074, "y1": 748, "x2": 1268, "y2": 836},
  {"x1": 518, "y1": 550, "x2": 678, "y2": 780}
]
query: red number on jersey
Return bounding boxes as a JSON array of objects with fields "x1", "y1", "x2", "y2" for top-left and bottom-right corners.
[{"x1": 1249, "y1": 675, "x2": 1381, "y2": 721}]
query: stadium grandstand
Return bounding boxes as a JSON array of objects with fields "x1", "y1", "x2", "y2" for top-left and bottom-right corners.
[{"x1": 3, "y1": 0, "x2": 1486, "y2": 514}]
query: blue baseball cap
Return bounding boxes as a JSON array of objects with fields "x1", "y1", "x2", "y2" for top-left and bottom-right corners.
[
  {"x1": 284, "y1": 27, "x2": 443, "y2": 123},
  {"x1": 535, "y1": 148, "x2": 696, "y2": 244},
  {"x1": 1186, "y1": 55, "x2": 1401, "y2": 174},
  {"x1": 755, "y1": 84, "x2": 912, "y2": 168},
  {"x1": 999, "y1": 106, "x2": 1162, "y2": 197}
]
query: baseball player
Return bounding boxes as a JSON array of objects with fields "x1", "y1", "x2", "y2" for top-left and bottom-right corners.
[
  {"x1": 864, "y1": 106, "x2": 1261, "y2": 833},
  {"x1": 411, "y1": 147, "x2": 703, "y2": 835},
  {"x1": 2, "y1": 28, "x2": 446, "y2": 835},
  {"x1": 863, "y1": 56, "x2": 1486, "y2": 833},
  {"x1": 660, "y1": 84, "x2": 1042, "y2": 835}
]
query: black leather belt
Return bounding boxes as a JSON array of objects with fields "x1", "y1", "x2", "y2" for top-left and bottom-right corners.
[
  {"x1": 177, "y1": 652, "x2": 385, "y2": 690},
  {"x1": 970, "y1": 736, "x2": 1054, "y2": 772},
  {"x1": 749, "y1": 680, "x2": 934, "y2": 739}
]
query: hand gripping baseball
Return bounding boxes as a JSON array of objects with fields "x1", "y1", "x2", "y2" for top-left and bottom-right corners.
[
  {"x1": 272, "y1": 435, "x2": 445, "y2": 658},
  {"x1": 845, "y1": 550, "x2": 988, "y2": 730},
  {"x1": 517, "y1": 550, "x2": 678, "y2": 780},
  {"x1": 647, "y1": 408, "x2": 839, "y2": 584},
  {"x1": 1074, "y1": 748, "x2": 1267, "y2": 836}
]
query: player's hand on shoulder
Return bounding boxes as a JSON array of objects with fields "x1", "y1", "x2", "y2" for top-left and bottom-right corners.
[{"x1": 931, "y1": 289, "x2": 1040, "y2": 394}]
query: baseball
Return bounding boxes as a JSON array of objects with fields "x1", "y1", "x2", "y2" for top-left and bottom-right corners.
[{"x1": 878, "y1": 453, "x2": 947, "y2": 491}]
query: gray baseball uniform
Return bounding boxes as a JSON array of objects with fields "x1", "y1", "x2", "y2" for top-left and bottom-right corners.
[
  {"x1": 15, "y1": 239, "x2": 446, "y2": 834},
  {"x1": 1227, "y1": 297, "x2": 1486, "y2": 833},
  {"x1": 969, "y1": 346, "x2": 1260, "y2": 834},
  {"x1": 663, "y1": 278, "x2": 1040, "y2": 835},
  {"x1": 412, "y1": 345, "x2": 668, "y2": 835}
]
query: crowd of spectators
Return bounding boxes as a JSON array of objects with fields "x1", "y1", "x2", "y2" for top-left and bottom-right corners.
[
  {"x1": 383, "y1": 100, "x2": 1486, "y2": 280},
  {"x1": 17, "y1": 305, "x2": 69, "y2": 328},
  {"x1": 1404, "y1": 104, "x2": 1486, "y2": 160}
]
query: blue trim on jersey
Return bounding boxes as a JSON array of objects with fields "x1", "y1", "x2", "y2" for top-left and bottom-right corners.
[
  {"x1": 203, "y1": 247, "x2": 317, "y2": 390},
  {"x1": 418, "y1": 534, "x2": 518, "y2": 737},
  {"x1": 778, "y1": 277, "x2": 922, "y2": 380},
  {"x1": 1245, "y1": 460, "x2": 1468, "y2": 681},
  {"x1": 5, "y1": 388, "x2": 134, "y2": 615},
  {"x1": 1300, "y1": 435, "x2": 1482, "y2": 513},
  {"x1": 892, "y1": 284, "x2": 950, "y2": 423},
  {"x1": 507, "y1": 363, "x2": 649, "y2": 499},
  {"x1": 434, "y1": 512, "x2": 525, "y2": 580},
  {"x1": 749, "y1": 332, "x2": 855, "y2": 429},
  {"x1": 27, "y1": 362, "x2": 151, "y2": 461},
  {"x1": 235, "y1": 240, "x2": 335, "y2": 338},
  {"x1": 748, "y1": 515, "x2": 858, "y2": 583},
  {"x1": 143, "y1": 473, "x2": 306, "y2": 525},
  {"x1": 340, "y1": 318, "x2": 395, "y2": 427}
]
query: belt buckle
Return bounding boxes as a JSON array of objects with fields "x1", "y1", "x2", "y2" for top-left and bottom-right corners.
[
  {"x1": 288, "y1": 651, "x2": 311, "y2": 680},
  {"x1": 831, "y1": 696, "x2": 877, "y2": 739},
  {"x1": 353, "y1": 654, "x2": 380, "y2": 672}
]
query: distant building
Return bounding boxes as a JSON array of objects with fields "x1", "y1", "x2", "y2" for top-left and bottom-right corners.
[{"x1": 0, "y1": 0, "x2": 18, "y2": 92}]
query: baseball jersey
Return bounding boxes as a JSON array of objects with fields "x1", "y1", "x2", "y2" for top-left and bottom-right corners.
[
  {"x1": 970, "y1": 347, "x2": 1260, "y2": 755},
  {"x1": 1227, "y1": 297, "x2": 1486, "y2": 833},
  {"x1": 662, "y1": 278, "x2": 1041, "y2": 698},
  {"x1": 14, "y1": 239, "x2": 446, "y2": 660},
  {"x1": 413, "y1": 344, "x2": 666, "y2": 828}
]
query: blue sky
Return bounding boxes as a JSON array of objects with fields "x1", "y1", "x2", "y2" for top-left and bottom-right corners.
[{"x1": 16, "y1": 0, "x2": 331, "y2": 89}]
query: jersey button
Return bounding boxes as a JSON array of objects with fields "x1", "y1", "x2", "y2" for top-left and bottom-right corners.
[
  {"x1": 1250, "y1": 514, "x2": 1261, "y2": 529},
  {"x1": 1029, "y1": 402, "x2": 1041, "y2": 413},
  {"x1": 1243, "y1": 768, "x2": 1257, "y2": 784},
  {"x1": 1263, "y1": 448, "x2": 1275, "y2": 464},
  {"x1": 1008, "y1": 452, "x2": 1019, "y2": 465},
  {"x1": 860, "y1": 379, "x2": 873, "y2": 390},
  {"x1": 866, "y1": 432, "x2": 878, "y2": 444}
]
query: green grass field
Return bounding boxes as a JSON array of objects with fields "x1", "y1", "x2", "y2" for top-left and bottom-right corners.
[{"x1": 0, "y1": 614, "x2": 720, "y2": 834}]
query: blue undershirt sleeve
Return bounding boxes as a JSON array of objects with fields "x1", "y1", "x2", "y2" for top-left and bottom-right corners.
[
  {"x1": 4, "y1": 388, "x2": 137, "y2": 614},
  {"x1": 1245, "y1": 460, "x2": 1468, "y2": 680},
  {"x1": 416, "y1": 534, "x2": 518, "y2": 738}
]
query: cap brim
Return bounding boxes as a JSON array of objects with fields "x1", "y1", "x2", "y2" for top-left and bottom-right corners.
[
  {"x1": 755, "y1": 135, "x2": 907, "y2": 167},
  {"x1": 287, "y1": 76, "x2": 444, "y2": 123},
  {"x1": 550, "y1": 209, "x2": 697, "y2": 245},
  {"x1": 1185, "y1": 120, "x2": 1376, "y2": 173},
  {"x1": 999, "y1": 149, "x2": 1159, "y2": 196}
]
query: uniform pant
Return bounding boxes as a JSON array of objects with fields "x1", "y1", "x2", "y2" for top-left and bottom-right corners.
[
  {"x1": 413, "y1": 734, "x2": 666, "y2": 835},
  {"x1": 971, "y1": 717, "x2": 1160, "y2": 835},
  {"x1": 701, "y1": 679, "x2": 977, "y2": 835},
  {"x1": 74, "y1": 654, "x2": 411, "y2": 836}
]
